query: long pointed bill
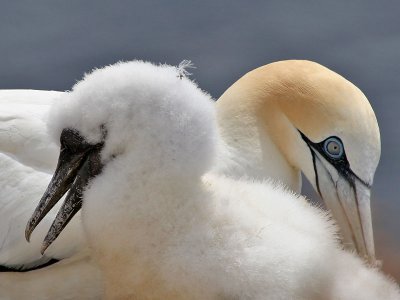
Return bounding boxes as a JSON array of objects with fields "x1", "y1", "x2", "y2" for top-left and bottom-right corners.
[
  {"x1": 25, "y1": 148, "x2": 88, "y2": 242},
  {"x1": 41, "y1": 149, "x2": 103, "y2": 254},
  {"x1": 314, "y1": 158, "x2": 376, "y2": 264},
  {"x1": 26, "y1": 128, "x2": 105, "y2": 253}
]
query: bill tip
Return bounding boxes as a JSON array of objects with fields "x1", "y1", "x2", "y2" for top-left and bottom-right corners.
[
  {"x1": 40, "y1": 242, "x2": 49, "y2": 255},
  {"x1": 25, "y1": 225, "x2": 32, "y2": 242}
]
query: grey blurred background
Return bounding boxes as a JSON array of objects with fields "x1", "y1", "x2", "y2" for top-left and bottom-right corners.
[{"x1": 1, "y1": 0, "x2": 399, "y2": 278}]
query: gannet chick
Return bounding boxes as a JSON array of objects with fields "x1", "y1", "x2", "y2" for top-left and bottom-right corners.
[
  {"x1": 27, "y1": 61, "x2": 399, "y2": 299},
  {"x1": 215, "y1": 60, "x2": 380, "y2": 264}
]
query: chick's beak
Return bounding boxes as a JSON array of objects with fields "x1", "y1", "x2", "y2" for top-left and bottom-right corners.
[{"x1": 25, "y1": 128, "x2": 104, "y2": 254}]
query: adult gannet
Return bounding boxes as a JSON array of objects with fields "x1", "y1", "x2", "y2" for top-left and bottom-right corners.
[
  {"x1": 0, "y1": 90, "x2": 58, "y2": 171},
  {"x1": 215, "y1": 60, "x2": 380, "y2": 264},
  {"x1": 0, "y1": 61, "x2": 381, "y2": 271},
  {"x1": 25, "y1": 60, "x2": 399, "y2": 299},
  {"x1": 0, "y1": 90, "x2": 86, "y2": 270}
]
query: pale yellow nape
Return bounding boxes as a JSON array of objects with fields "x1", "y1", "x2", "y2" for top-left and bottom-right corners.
[{"x1": 216, "y1": 60, "x2": 380, "y2": 187}]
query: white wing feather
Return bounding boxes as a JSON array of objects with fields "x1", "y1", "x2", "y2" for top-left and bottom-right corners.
[{"x1": 0, "y1": 90, "x2": 85, "y2": 269}]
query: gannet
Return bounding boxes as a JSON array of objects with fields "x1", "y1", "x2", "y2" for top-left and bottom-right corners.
[
  {"x1": 0, "y1": 90, "x2": 58, "y2": 171},
  {"x1": 0, "y1": 61, "x2": 381, "y2": 270},
  {"x1": 0, "y1": 61, "x2": 393, "y2": 299},
  {"x1": 25, "y1": 60, "x2": 399, "y2": 299},
  {"x1": 215, "y1": 60, "x2": 380, "y2": 264},
  {"x1": 0, "y1": 90, "x2": 86, "y2": 269}
]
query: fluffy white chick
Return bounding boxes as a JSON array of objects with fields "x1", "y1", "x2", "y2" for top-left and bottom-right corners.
[{"x1": 26, "y1": 60, "x2": 399, "y2": 300}]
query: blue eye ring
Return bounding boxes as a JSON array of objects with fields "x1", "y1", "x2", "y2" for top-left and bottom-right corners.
[{"x1": 323, "y1": 137, "x2": 343, "y2": 159}]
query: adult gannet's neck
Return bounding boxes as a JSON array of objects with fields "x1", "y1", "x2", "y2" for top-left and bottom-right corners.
[{"x1": 215, "y1": 64, "x2": 302, "y2": 193}]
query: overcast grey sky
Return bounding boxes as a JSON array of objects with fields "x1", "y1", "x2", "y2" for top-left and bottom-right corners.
[{"x1": 1, "y1": 0, "x2": 399, "y2": 276}]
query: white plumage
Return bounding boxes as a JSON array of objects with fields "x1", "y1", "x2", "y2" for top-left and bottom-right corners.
[
  {"x1": 214, "y1": 61, "x2": 381, "y2": 263},
  {"x1": 0, "y1": 61, "x2": 398, "y2": 299},
  {"x1": 5, "y1": 61, "x2": 398, "y2": 299},
  {"x1": 0, "y1": 61, "x2": 382, "y2": 269},
  {"x1": 0, "y1": 90, "x2": 58, "y2": 172},
  {"x1": 0, "y1": 90, "x2": 86, "y2": 269}
]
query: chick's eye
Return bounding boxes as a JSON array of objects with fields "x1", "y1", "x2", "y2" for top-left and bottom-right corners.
[{"x1": 323, "y1": 137, "x2": 343, "y2": 159}]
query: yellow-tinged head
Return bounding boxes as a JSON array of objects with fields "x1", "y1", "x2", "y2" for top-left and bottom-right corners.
[{"x1": 217, "y1": 60, "x2": 381, "y2": 264}]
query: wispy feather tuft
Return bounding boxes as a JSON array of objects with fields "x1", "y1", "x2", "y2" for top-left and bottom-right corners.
[{"x1": 177, "y1": 60, "x2": 196, "y2": 79}]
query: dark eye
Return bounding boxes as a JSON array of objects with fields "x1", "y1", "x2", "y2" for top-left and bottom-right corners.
[
  {"x1": 323, "y1": 137, "x2": 343, "y2": 159},
  {"x1": 60, "y1": 128, "x2": 91, "y2": 153}
]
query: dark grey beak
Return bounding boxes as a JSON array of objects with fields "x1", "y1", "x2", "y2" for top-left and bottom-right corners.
[{"x1": 25, "y1": 128, "x2": 104, "y2": 254}]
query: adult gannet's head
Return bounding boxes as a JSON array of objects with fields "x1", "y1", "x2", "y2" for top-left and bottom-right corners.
[
  {"x1": 25, "y1": 60, "x2": 216, "y2": 253},
  {"x1": 217, "y1": 60, "x2": 380, "y2": 264}
]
